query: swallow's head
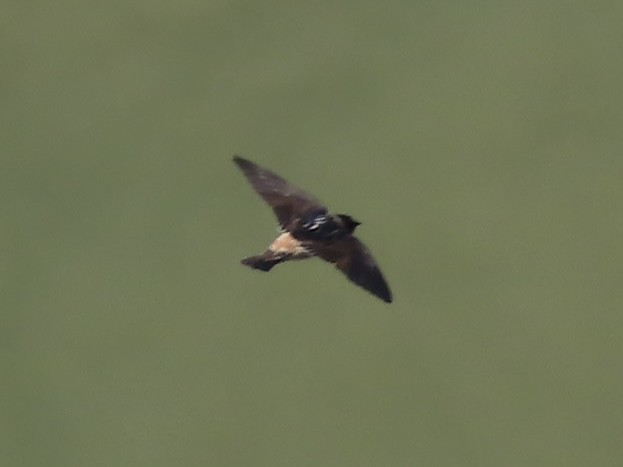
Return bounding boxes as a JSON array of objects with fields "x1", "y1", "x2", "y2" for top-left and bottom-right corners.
[{"x1": 337, "y1": 214, "x2": 361, "y2": 233}]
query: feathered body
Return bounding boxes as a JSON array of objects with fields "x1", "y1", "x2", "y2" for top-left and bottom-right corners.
[{"x1": 234, "y1": 156, "x2": 392, "y2": 303}]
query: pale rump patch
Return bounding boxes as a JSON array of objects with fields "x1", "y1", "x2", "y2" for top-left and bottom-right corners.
[{"x1": 268, "y1": 232, "x2": 310, "y2": 258}]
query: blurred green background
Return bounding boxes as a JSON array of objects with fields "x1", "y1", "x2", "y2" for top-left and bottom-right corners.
[{"x1": 3, "y1": 1, "x2": 622, "y2": 466}]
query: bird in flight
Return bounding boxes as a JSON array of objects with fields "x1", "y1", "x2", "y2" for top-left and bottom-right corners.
[{"x1": 233, "y1": 156, "x2": 392, "y2": 303}]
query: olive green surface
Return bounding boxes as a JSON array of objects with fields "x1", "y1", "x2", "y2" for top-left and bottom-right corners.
[{"x1": 3, "y1": 2, "x2": 622, "y2": 466}]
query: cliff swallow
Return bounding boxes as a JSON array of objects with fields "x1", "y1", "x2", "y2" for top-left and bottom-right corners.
[{"x1": 233, "y1": 156, "x2": 392, "y2": 303}]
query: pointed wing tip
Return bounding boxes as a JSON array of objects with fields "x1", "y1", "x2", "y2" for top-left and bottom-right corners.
[
  {"x1": 233, "y1": 155, "x2": 262, "y2": 180},
  {"x1": 233, "y1": 155, "x2": 250, "y2": 167},
  {"x1": 373, "y1": 285, "x2": 393, "y2": 303},
  {"x1": 349, "y1": 269, "x2": 393, "y2": 304}
]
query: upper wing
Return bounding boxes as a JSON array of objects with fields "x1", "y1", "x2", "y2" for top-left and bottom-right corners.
[
  {"x1": 314, "y1": 236, "x2": 392, "y2": 303},
  {"x1": 233, "y1": 156, "x2": 326, "y2": 226}
]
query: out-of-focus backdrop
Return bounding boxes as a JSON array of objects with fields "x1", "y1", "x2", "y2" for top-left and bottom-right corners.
[{"x1": 3, "y1": 2, "x2": 622, "y2": 466}]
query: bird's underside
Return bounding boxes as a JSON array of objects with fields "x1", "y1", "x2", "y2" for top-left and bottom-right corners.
[{"x1": 241, "y1": 232, "x2": 313, "y2": 271}]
